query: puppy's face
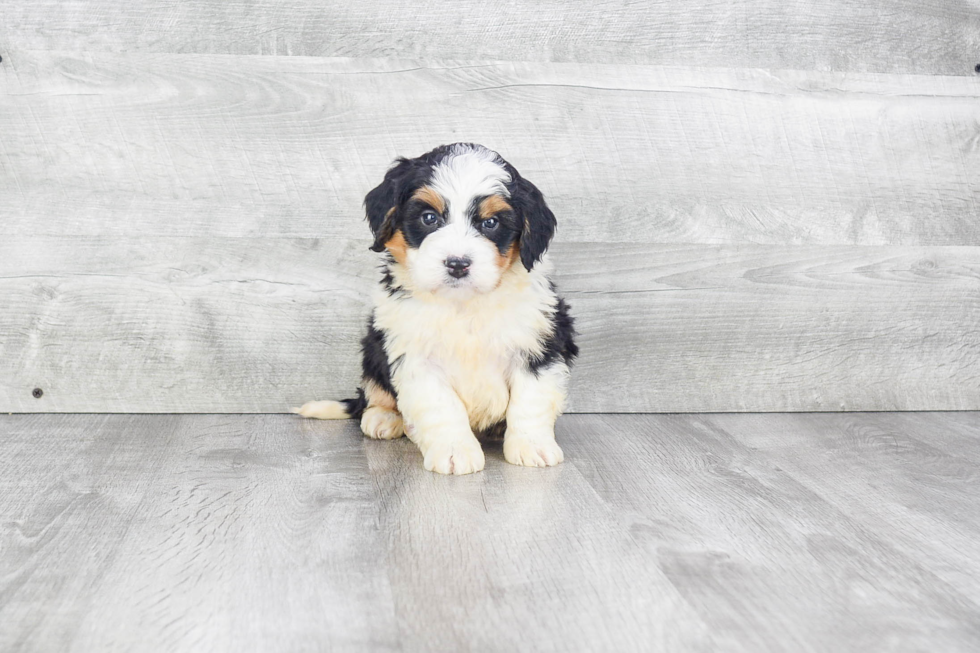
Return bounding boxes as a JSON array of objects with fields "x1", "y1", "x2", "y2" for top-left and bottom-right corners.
[{"x1": 364, "y1": 144, "x2": 556, "y2": 298}]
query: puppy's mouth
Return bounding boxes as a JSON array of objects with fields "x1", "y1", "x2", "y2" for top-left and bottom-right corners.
[
  {"x1": 438, "y1": 273, "x2": 485, "y2": 296},
  {"x1": 442, "y1": 276, "x2": 471, "y2": 290}
]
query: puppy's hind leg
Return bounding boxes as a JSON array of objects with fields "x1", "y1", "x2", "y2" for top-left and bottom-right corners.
[
  {"x1": 293, "y1": 383, "x2": 403, "y2": 440},
  {"x1": 359, "y1": 380, "x2": 405, "y2": 440}
]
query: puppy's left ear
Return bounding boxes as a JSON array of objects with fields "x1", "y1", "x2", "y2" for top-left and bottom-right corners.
[{"x1": 511, "y1": 176, "x2": 557, "y2": 271}]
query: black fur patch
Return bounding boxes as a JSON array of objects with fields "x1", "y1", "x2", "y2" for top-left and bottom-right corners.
[
  {"x1": 527, "y1": 297, "x2": 579, "y2": 374},
  {"x1": 338, "y1": 319, "x2": 397, "y2": 420},
  {"x1": 360, "y1": 318, "x2": 397, "y2": 399},
  {"x1": 379, "y1": 258, "x2": 408, "y2": 298},
  {"x1": 341, "y1": 387, "x2": 368, "y2": 419}
]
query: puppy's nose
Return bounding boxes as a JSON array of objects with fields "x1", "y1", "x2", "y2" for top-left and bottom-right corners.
[{"x1": 444, "y1": 256, "x2": 471, "y2": 279}]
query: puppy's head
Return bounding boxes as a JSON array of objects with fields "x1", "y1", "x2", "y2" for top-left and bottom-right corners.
[{"x1": 365, "y1": 143, "x2": 556, "y2": 297}]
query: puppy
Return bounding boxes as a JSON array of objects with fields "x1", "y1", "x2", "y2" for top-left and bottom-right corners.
[{"x1": 293, "y1": 143, "x2": 577, "y2": 475}]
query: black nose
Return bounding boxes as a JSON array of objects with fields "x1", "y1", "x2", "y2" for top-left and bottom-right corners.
[{"x1": 444, "y1": 256, "x2": 471, "y2": 279}]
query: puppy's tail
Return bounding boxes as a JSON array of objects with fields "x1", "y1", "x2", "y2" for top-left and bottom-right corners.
[{"x1": 291, "y1": 388, "x2": 367, "y2": 420}]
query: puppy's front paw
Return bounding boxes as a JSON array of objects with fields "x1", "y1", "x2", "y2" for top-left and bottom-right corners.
[
  {"x1": 504, "y1": 436, "x2": 564, "y2": 468},
  {"x1": 423, "y1": 439, "x2": 486, "y2": 475},
  {"x1": 360, "y1": 406, "x2": 404, "y2": 440}
]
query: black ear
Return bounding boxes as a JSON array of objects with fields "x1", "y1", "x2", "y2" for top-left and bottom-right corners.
[
  {"x1": 364, "y1": 157, "x2": 421, "y2": 252},
  {"x1": 511, "y1": 175, "x2": 557, "y2": 271}
]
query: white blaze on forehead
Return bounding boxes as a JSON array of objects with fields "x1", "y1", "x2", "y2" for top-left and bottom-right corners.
[{"x1": 428, "y1": 145, "x2": 511, "y2": 224}]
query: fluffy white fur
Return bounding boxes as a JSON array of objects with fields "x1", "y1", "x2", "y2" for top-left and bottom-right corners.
[{"x1": 376, "y1": 256, "x2": 567, "y2": 474}]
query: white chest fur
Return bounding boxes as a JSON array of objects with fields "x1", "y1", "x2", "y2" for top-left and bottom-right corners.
[{"x1": 372, "y1": 261, "x2": 556, "y2": 430}]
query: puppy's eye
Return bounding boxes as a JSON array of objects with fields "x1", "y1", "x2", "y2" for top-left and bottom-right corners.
[
  {"x1": 420, "y1": 211, "x2": 439, "y2": 226},
  {"x1": 482, "y1": 217, "x2": 499, "y2": 231}
]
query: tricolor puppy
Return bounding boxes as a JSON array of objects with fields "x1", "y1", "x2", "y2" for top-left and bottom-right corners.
[{"x1": 293, "y1": 143, "x2": 577, "y2": 475}]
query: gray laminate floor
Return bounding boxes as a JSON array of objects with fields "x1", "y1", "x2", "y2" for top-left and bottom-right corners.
[{"x1": 1, "y1": 412, "x2": 978, "y2": 652}]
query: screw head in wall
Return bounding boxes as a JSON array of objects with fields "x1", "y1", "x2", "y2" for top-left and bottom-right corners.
[{"x1": 32, "y1": 388, "x2": 43, "y2": 399}]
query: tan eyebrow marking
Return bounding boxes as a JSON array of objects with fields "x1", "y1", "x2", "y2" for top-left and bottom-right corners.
[
  {"x1": 411, "y1": 186, "x2": 446, "y2": 214},
  {"x1": 479, "y1": 195, "x2": 512, "y2": 219}
]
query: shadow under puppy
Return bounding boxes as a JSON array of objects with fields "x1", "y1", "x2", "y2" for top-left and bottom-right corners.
[{"x1": 294, "y1": 143, "x2": 577, "y2": 475}]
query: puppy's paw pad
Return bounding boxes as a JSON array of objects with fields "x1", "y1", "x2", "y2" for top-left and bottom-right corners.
[
  {"x1": 423, "y1": 440, "x2": 486, "y2": 475},
  {"x1": 504, "y1": 437, "x2": 564, "y2": 467},
  {"x1": 361, "y1": 407, "x2": 404, "y2": 440}
]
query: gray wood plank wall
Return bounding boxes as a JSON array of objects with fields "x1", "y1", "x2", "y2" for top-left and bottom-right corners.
[
  {"x1": 1, "y1": 6, "x2": 979, "y2": 412},
  {"x1": 2, "y1": 1, "x2": 979, "y2": 75}
]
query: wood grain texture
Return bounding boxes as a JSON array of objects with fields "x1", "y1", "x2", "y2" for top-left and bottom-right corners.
[
  {"x1": 564, "y1": 242, "x2": 980, "y2": 412},
  {"x1": 708, "y1": 413, "x2": 980, "y2": 606},
  {"x1": 362, "y1": 421, "x2": 712, "y2": 651},
  {"x1": 1, "y1": 1, "x2": 978, "y2": 74},
  {"x1": 567, "y1": 413, "x2": 980, "y2": 652},
  {"x1": 2, "y1": 412, "x2": 979, "y2": 651},
  {"x1": 0, "y1": 414, "x2": 399, "y2": 652},
  {"x1": 0, "y1": 414, "x2": 178, "y2": 651},
  {"x1": 0, "y1": 237, "x2": 371, "y2": 413},
  {"x1": 3, "y1": 52, "x2": 979, "y2": 245},
  {"x1": 1, "y1": 237, "x2": 977, "y2": 413}
]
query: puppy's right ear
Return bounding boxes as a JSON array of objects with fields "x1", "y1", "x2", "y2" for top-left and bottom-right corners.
[{"x1": 365, "y1": 157, "x2": 418, "y2": 252}]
